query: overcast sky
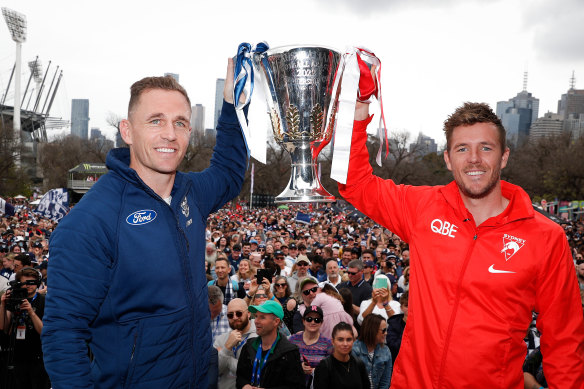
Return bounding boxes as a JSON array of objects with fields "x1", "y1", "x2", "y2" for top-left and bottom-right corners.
[{"x1": 1, "y1": 0, "x2": 583, "y2": 149}]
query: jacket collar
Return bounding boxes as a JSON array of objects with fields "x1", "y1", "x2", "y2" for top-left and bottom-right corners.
[
  {"x1": 439, "y1": 180, "x2": 534, "y2": 226},
  {"x1": 106, "y1": 148, "x2": 189, "y2": 206}
]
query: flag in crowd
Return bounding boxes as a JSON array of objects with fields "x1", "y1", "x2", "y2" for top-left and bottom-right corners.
[
  {"x1": 296, "y1": 211, "x2": 311, "y2": 225},
  {"x1": 0, "y1": 197, "x2": 15, "y2": 216},
  {"x1": 34, "y1": 188, "x2": 70, "y2": 222}
]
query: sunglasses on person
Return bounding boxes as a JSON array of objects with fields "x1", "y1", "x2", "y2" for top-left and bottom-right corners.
[
  {"x1": 255, "y1": 294, "x2": 267, "y2": 299},
  {"x1": 346, "y1": 271, "x2": 359, "y2": 276},
  {"x1": 302, "y1": 286, "x2": 318, "y2": 296},
  {"x1": 304, "y1": 316, "x2": 323, "y2": 323},
  {"x1": 380, "y1": 327, "x2": 387, "y2": 333},
  {"x1": 297, "y1": 262, "x2": 309, "y2": 267},
  {"x1": 227, "y1": 311, "x2": 244, "y2": 319},
  {"x1": 275, "y1": 283, "x2": 287, "y2": 288}
]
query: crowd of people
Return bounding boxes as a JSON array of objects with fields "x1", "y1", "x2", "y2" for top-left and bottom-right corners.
[{"x1": 0, "y1": 197, "x2": 583, "y2": 388}]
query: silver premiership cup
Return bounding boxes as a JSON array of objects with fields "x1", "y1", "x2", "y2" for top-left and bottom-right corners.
[{"x1": 253, "y1": 45, "x2": 341, "y2": 203}]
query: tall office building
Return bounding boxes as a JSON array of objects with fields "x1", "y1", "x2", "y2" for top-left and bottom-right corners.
[
  {"x1": 214, "y1": 78, "x2": 225, "y2": 129},
  {"x1": 164, "y1": 73, "x2": 179, "y2": 83},
  {"x1": 529, "y1": 112, "x2": 564, "y2": 143},
  {"x1": 557, "y1": 72, "x2": 584, "y2": 120},
  {"x1": 496, "y1": 73, "x2": 539, "y2": 147},
  {"x1": 564, "y1": 113, "x2": 584, "y2": 140},
  {"x1": 409, "y1": 133, "x2": 438, "y2": 156},
  {"x1": 71, "y1": 99, "x2": 90, "y2": 139},
  {"x1": 191, "y1": 104, "x2": 205, "y2": 133}
]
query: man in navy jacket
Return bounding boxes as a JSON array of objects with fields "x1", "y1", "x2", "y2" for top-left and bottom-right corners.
[{"x1": 42, "y1": 59, "x2": 247, "y2": 389}]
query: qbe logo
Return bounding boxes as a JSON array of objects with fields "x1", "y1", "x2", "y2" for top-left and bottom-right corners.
[{"x1": 430, "y1": 219, "x2": 458, "y2": 238}]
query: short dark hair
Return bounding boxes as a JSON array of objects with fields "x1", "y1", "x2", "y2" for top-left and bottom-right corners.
[
  {"x1": 443, "y1": 102, "x2": 506, "y2": 152},
  {"x1": 215, "y1": 257, "x2": 230, "y2": 267},
  {"x1": 128, "y1": 76, "x2": 190, "y2": 118},
  {"x1": 14, "y1": 254, "x2": 31, "y2": 267},
  {"x1": 331, "y1": 321, "x2": 353, "y2": 339},
  {"x1": 360, "y1": 313, "x2": 385, "y2": 347}
]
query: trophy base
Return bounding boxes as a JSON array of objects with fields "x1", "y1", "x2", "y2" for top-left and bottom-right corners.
[{"x1": 275, "y1": 187, "x2": 335, "y2": 204}]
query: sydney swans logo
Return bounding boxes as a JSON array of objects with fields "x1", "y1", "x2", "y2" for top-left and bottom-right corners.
[{"x1": 500, "y1": 234, "x2": 525, "y2": 261}]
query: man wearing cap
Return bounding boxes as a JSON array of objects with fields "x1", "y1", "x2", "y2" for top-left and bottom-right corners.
[
  {"x1": 287, "y1": 255, "x2": 311, "y2": 293},
  {"x1": 236, "y1": 300, "x2": 304, "y2": 389},
  {"x1": 229, "y1": 244, "x2": 243, "y2": 271},
  {"x1": 286, "y1": 243, "x2": 299, "y2": 267},
  {"x1": 292, "y1": 277, "x2": 320, "y2": 333},
  {"x1": 215, "y1": 298, "x2": 257, "y2": 389}
]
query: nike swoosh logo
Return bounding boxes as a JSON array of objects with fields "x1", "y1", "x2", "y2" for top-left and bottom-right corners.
[{"x1": 488, "y1": 264, "x2": 516, "y2": 274}]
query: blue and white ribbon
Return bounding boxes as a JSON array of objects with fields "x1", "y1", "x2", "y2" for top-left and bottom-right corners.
[{"x1": 233, "y1": 42, "x2": 269, "y2": 162}]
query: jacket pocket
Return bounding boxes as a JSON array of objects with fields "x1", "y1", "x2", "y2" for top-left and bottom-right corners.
[{"x1": 122, "y1": 320, "x2": 142, "y2": 388}]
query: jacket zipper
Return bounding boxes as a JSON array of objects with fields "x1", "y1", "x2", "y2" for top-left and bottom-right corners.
[{"x1": 435, "y1": 226, "x2": 479, "y2": 387}]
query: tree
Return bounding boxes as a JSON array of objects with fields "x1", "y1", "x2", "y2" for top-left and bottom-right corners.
[
  {"x1": 0, "y1": 120, "x2": 31, "y2": 196},
  {"x1": 106, "y1": 112, "x2": 126, "y2": 148}
]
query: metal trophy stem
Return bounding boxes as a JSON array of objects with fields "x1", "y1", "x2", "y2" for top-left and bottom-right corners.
[{"x1": 253, "y1": 45, "x2": 341, "y2": 203}]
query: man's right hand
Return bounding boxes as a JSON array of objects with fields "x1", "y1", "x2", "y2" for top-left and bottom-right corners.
[{"x1": 224, "y1": 329, "x2": 243, "y2": 349}]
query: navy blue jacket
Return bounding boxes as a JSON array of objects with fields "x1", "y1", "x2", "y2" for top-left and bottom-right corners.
[{"x1": 42, "y1": 101, "x2": 247, "y2": 389}]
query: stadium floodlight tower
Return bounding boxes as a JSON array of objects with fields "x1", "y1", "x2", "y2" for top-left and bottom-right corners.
[{"x1": 2, "y1": 7, "x2": 27, "y2": 137}]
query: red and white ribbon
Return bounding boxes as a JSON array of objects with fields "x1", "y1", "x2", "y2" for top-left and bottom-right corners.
[{"x1": 331, "y1": 47, "x2": 388, "y2": 184}]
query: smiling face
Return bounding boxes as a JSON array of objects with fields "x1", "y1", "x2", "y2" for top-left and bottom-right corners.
[
  {"x1": 444, "y1": 122, "x2": 509, "y2": 201},
  {"x1": 121, "y1": 88, "x2": 191, "y2": 186}
]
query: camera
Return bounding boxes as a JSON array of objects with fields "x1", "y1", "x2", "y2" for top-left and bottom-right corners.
[{"x1": 5, "y1": 280, "x2": 35, "y2": 312}]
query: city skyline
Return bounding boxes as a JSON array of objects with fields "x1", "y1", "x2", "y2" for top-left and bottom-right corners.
[{"x1": 1, "y1": 0, "x2": 583, "y2": 152}]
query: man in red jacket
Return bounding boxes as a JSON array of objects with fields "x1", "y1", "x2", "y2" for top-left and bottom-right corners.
[{"x1": 339, "y1": 101, "x2": 584, "y2": 388}]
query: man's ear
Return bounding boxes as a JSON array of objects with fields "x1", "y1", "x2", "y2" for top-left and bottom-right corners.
[
  {"x1": 120, "y1": 119, "x2": 133, "y2": 146},
  {"x1": 443, "y1": 150, "x2": 452, "y2": 171}
]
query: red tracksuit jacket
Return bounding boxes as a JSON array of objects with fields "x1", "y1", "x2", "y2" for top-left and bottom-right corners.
[{"x1": 339, "y1": 116, "x2": 584, "y2": 389}]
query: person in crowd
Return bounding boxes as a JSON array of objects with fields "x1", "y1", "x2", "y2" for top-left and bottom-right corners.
[
  {"x1": 339, "y1": 98, "x2": 584, "y2": 387},
  {"x1": 321, "y1": 258, "x2": 343, "y2": 288},
  {"x1": 297, "y1": 281, "x2": 355, "y2": 339},
  {"x1": 0, "y1": 253, "x2": 14, "y2": 280},
  {"x1": 362, "y1": 260, "x2": 375, "y2": 286},
  {"x1": 338, "y1": 288, "x2": 357, "y2": 324},
  {"x1": 292, "y1": 277, "x2": 319, "y2": 333},
  {"x1": 522, "y1": 347, "x2": 547, "y2": 389},
  {"x1": 249, "y1": 252, "x2": 262, "y2": 270},
  {"x1": 205, "y1": 260, "x2": 215, "y2": 282},
  {"x1": 214, "y1": 298, "x2": 257, "y2": 389},
  {"x1": 386, "y1": 291, "x2": 408, "y2": 366},
  {"x1": 209, "y1": 257, "x2": 246, "y2": 305},
  {"x1": 206, "y1": 242, "x2": 218, "y2": 269},
  {"x1": 273, "y1": 250, "x2": 291, "y2": 277},
  {"x1": 338, "y1": 260, "x2": 373, "y2": 315},
  {"x1": 241, "y1": 242, "x2": 251, "y2": 260},
  {"x1": 229, "y1": 244, "x2": 243, "y2": 272},
  {"x1": 10, "y1": 254, "x2": 31, "y2": 282},
  {"x1": 0, "y1": 267, "x2": 50, "y2": 389},
  {"x1": 288, "y1": 306, "x2": 332, "y2": 388},
  {"x1": 217, "y1": 236, "x2": 229, "y2": 252},
  {"x1": 287, "y1": 255, "x2": 311, "y2": 293},
  {"x1": 338, "y1": 248, "x2": 352, "y2": 270},
  {"x1": 352, "y1": 314, "x2": 392, "y2": 389},
  {"x1": 250, "y1": 285, "x2": 270, "y2": 307},
  {"x1": 312, "y1": 321, "x2": 370, "y2": 389},
  {"x1": 231, "y1": 259, "x2": 254, "y2": 286},
  {"x1": 577, "y1": 260, "x2": 584, "y2": 291},
  {"x1": 209, "y1": 285, "x2": 230, "y2": 343},
  {"x1": 397, "y1": 266, "x2": 410, "y2": 292},
  {"x1": 307, "y1": 255, "x2": 327, "y2": 282},
  {"x1": 358, "y1": 274, "x2": 400, "y2": 325},
  {"x1": 272, "y1": 275, "x2": 297, "y2": 331},
  {"x1": 42, "y1": 62, "x2": 248, "y2": 388},
  {"x1": 236, "y1": 300, "x2": 304, "y2": 389}
]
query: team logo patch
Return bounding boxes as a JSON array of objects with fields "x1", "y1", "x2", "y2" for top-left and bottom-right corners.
[
  {"x1": 126, "y1": 210, "x2": 157, "y2": 226},
  {"x1": 500, "y1": 234, "x2": 525, "y2": 261},
  {"x1": 181, "y1": 196, "x2": 190, "y2": 218}
]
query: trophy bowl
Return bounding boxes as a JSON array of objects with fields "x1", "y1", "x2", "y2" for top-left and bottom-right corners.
[{"x1": 253, "y1": 45, "x2": 341, "y2": 203}]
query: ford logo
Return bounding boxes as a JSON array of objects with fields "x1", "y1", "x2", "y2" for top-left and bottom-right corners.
[{"x1": 126, "y1": 210, "x2": 157, "y2": 226}]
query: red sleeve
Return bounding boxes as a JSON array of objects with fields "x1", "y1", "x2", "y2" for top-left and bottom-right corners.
[
  {"x1": 337, "y1": 117, "x2": 413, "y2": 242},
  {"x1": 535, "y1": 230, "x2": 584, "y2": 389}
]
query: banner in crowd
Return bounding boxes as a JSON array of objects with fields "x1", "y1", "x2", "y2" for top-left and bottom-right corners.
[
  {"x1": 34, "y1": 189, "x2": 70, "y2": 222},
  {"x1": 0, "y1": 197, "x2": 15, "y2": 216},
  {"x1": 296, "y1": 211, "x2": 311, "y2": 225}
]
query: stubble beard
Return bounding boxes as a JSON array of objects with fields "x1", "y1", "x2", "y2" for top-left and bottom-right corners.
[{"x1": 456, "y1": 166, "x2": 501, "y2": 200}]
